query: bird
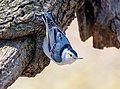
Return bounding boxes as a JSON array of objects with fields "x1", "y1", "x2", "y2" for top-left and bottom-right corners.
[{"x1": 41, "y1": 11, "x2": 83, "y2": 65}]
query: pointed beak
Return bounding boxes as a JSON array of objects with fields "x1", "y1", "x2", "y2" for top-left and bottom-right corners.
[
  {"x1": 73, "y1": 56, "x2": 83, "y2": 60},
  {"x1": 77, "y1": 58, "x2": 83, "y2": 59}
]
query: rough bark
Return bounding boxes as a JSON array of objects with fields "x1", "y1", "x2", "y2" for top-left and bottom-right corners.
[
  {"x1": 0, "y1": 0, "x2": 82, "y2": 89},
  {"x1": 76, "y1": 0, "x2": 120, "y2": 49},
  {"x1": 0, "y1": 37, "x2": 35, "y2": 89}
]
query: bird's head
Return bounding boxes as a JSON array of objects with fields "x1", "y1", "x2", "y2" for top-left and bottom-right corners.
[{"x1": 61, "y1": 48, "x2": 82, "y2": 65}]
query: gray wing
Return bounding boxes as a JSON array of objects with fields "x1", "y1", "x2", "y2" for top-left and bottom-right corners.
[
  {"x1": 47, "y1": 27, "x2": 70, "y2": 52},
  {"x1": 47, "y1": 27, "x2": 58, "y2": 52}
]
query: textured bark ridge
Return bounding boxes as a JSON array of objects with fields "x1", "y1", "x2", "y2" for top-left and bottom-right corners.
[
  {"x1": 0, "y1": 0, "x2": 82, "y2": 89},
  {"x1": 0, "y1": 37, "x2": 35, "y2": 89},
  {"x1": 76, "y1": 0, "x2": 120, "y2": 49}
]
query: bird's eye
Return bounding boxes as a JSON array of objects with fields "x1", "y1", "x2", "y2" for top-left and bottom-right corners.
[{"x1": 70, "y1": 54, "x2": 72, "y2": 57}]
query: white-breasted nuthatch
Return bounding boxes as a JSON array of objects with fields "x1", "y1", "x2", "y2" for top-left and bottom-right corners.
[{"x1": 41, "y1": 11, "x2": 82, "y2": 65}]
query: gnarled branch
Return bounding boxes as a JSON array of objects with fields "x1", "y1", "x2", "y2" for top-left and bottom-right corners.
[{"x1": 0, "y1": 0, "x2": 82, "y2": 89}]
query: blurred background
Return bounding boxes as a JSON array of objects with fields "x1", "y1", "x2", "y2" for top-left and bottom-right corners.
[{"x1": 9, "y1": 19, "x2": 120, "y2": 89}]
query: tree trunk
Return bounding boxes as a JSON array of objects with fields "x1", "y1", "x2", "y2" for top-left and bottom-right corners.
[
  {"x1": 0, "y1": 0, "x2": 82, "y2": 89},
  {"x1": 76, "y1": 0, "x2": 120, "y2": 49},
  {"x1": 0, "y1": 0, "x2": 120, "y2": 89}
]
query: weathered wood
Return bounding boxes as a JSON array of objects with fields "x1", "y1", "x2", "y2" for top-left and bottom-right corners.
[{"x1": 76, "y1": 0, "x2": 120, "y2": 49}]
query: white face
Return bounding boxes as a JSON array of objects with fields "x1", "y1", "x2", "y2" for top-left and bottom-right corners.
[
  {"x1": 61, "y1": 48, "x2": 78, "y2": 65},
  {"x1": 66, "y1": 50, "x2": 77, "y2": 59}
]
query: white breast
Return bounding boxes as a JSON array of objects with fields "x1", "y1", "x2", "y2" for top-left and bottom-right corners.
[{"x1": 42, "y1": 37, "x2": 52, "y2": 59}]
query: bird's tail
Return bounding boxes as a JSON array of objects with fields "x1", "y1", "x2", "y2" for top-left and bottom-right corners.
[{"x1": 41, "y1": 11, "x2": 56, "y2": 33}]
